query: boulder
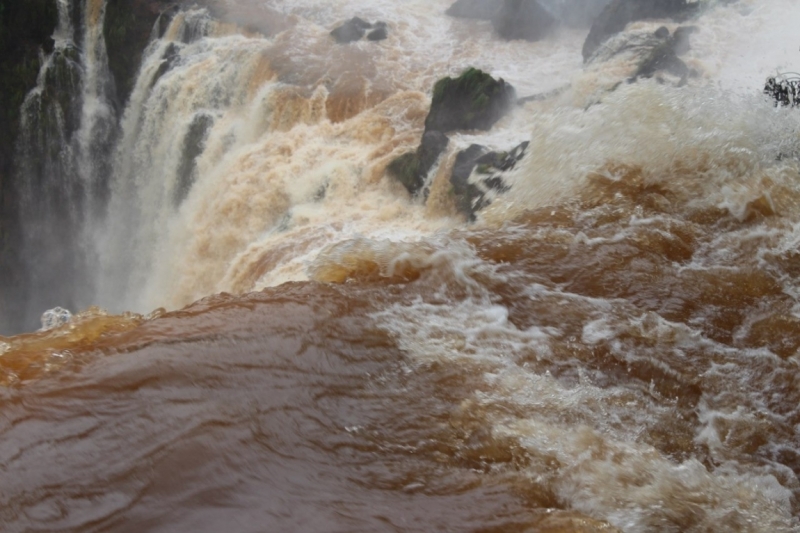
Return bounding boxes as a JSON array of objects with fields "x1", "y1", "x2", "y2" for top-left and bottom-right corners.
[
  {"x1": 445, "y1": 0, "x2": 501, "y2": 20},
  {"x1": 331, "y1": 18, "x2": 389, "y2": 44},
  {"x1": 492, "y1": 0, "x2": 558, "y2": 41},
  {"x1": 450, "y1": 141, "x2": 529, "y2": 219},
  {"x1": 633, "y1": 33, "x2": 689, "y2": 81},
  {"x1": 425, "y1": 68, "x2": 516, "y2": 133},
  {"x1": 387, "y1": 131, "x2": 449, "y2": 196},
  {"x1": 330, "y1": 17, "x2": 372, "y2": 43},
  {"x1": 582, "y1": 0, "x2": 698, "y2": 62},
  {"x1": 366, "y1": 22, "x2": 388, "y2": 41}
]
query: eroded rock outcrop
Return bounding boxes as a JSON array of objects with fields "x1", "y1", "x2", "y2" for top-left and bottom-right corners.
[
  {"x1": 104, "y1": 0, "x2": 176, "y2": 106},
  {"x1": 387, "y1": 131, "x2": 449, "y2": 196},
  {"x1": 586, "y1": 25, "x2": 697, "y2": 86},
  {"x1": 0, "y1": 0, "x2": 61, "y2": 333},
  {"x1": 331, "y1": 18, "x2": 388, "y2": 44},
  {"x1": 450, "y1": 141, "x2": 529, "y2": 220},
  {"x1": 582, "y1": 0, "x2": 698, "y2": 62},
  {"x1": 425, "y1": 68, "x2": 516, "y2": 133}
]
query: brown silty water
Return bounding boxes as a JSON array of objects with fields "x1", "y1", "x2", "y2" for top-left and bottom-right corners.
[{"x1": 4, "y1": 0, "x2": 800, "y2": 531}]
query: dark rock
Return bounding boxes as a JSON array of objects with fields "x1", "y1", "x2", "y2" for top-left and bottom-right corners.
[
  {"x1": 387, "y1": 153, "x2": 422, "y2": 195},
  {"x1": 450, "y1": 141, "x2": 529, "y2": 219},
  {"x1": 330, "y1": 17, "x2": 372, "y2": 43},
  {"x1": 582, "y1": 0, "x2": 699, "y2": 62},
  {"x1": 492, "y1": 0, "x2": 558, "y2": 41},
  {"x1": 366, "y1": 22, "x2": 388, "y2": 41},
  {"x1": 446, "y1": 0, "x2": 501, "y2": 20},
  {"x1": 104, "y1": 0, "x2": 176, "y2": 106},
  {"x1": 388, "y1": 131, "x2": 450, "y2": 196},
  {"x1": 654, "y1": 26, "x2": 670, "y2": 39},
  {"x1": 0, "y1": 0, "x2": 61, "y2": 333},
  {"x1": 150, "y1": 42, "x2": 181, "y2": 89},
  {"x1": 174, "y1": 112, "x2": 215, "y2": 205},
  {"x1": 425, "y1": 68, "x2": 516, "y2": 133},
  {"x1": 765, "y1": 77, "x2": 800, "y2": 108},
  {"x1": 419, "y1": 131, "x2": 450, "y2": 177},
  {"x1": 634, "y1": 38, "x2": 689, "y2": 80}
]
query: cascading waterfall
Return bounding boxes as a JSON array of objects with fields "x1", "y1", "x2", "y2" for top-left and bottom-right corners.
[{"x1": 14, "y1": 0, "x2": 116, "y2": 329}]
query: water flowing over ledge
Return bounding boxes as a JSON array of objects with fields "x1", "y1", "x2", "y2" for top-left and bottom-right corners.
[{"x1": 3, "y1": 0, "x2": 800, "y2": 531}]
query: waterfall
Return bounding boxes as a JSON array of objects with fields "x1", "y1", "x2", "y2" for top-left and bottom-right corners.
[{"x1": 14, "y1": 0, "x2": 116, "y2": 329}]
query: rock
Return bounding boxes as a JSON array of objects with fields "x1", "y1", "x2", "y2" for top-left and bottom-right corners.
[
  {"x1": 654, "y1": 25, "x2": 670, "y2": 39},
  {"x1": 418, "y1": 131, "x2": 450, "y2": 177},
  {"x1": 582, "y1": 0, "x2": 699, "y2": 62},
  {"x1": 0, "y1": 0, "x2": 61, "y2": 334},
  {"x1": 174, "y1": 112, "x2": 215, "y2": 206},
  {"x1": 388, "y1": 131, "x2": 449, "y2": 196},
  {"x1": 331, "y1": 18, "x2": 389, "y2": 43},
  {"x1": 765, "y1": 77, "x2": 800, "y2": 108},
  {"x1": 150, "y1": 42, "x2": 181, "y2": 89},
  {"x1": 633, "y1": 36, "x2": 689, "y2": 81},
  {"x1": 586, "y1": 25, "x2": 695, "y2": 85},
  {"x1": 450, "y1": 141, "x2": 529, "y2": 219},
  {"x1": 445, "y1": 0, "x2": 501, "y2": 20},
  {"x1": 492, "y1": 0, "x2": 558, "y2": 41},
  {"x1": 366, "y1": 22, "x2": 388, "y2": 41},
  {"x1": 104, "y1": 0, "x2": 176, "y2": 106},
  {"x1": 425, "y1": 68, "x2": 516, "y2": 133},
  {"x1": 330, "y1": 17, "x2": 372, "y2": 43}
]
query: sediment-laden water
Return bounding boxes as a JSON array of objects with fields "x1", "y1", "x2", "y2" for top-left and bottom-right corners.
[{"x1": 3, "y1": 0, "x2": 800, "y2": 531}]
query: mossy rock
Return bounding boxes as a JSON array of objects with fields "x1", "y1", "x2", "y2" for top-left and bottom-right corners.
[
  {"x1": 387, "y1": 152, "x2": 421, "y2": 194},
  {"x1": 425, "y1": 68, "x2": 516, "y2": 133}
]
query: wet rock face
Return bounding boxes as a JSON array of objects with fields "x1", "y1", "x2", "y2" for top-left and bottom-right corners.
[
  {"x1": 450, "y1": 141, "x2": 529, "y2": 220},
  {"x1": 582, "y1": 0, "x2": 698, "y2": 62},
  {"x1": 445, "y1": 0, "x2": 501, "y2": 20},
  {"x1": 493, "y1": 0, "x2": 558, "y2": 41},
  {"x1": 104, "y1": 0, "x2": 175, "y2": 106},
  {"x1": 587, "y1": 25, "x2": 697, "y2": 85},
  {"x1": 425, "y1": 68, "x2": 516, "y2": 133},
  {"x1": 331, "y1": 18, "x2": 388, "y2": 44},
  {"x1": 387, "y1": 131, "x2": 449, "y2": 196},
  {"x1": 0, "y1": 0, "x2": 61, "y2": 333}
]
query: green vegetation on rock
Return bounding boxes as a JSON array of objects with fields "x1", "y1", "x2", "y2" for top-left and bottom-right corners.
[{"x1": 425, "y1": 67, "x2": 515, "y2": 133}]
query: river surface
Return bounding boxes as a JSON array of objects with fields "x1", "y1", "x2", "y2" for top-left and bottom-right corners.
[{"x1": 3, "y1": 0, "x2": 800, "y2": 531}]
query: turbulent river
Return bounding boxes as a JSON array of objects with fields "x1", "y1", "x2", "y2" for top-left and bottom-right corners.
[{"x1": 4, "y1": 0, "x2": 800, "y2": 531}]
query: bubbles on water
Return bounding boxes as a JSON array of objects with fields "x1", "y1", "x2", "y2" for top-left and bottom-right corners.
[{"x1": 40, "y1": 307, "x2": 73, "y2": 331}]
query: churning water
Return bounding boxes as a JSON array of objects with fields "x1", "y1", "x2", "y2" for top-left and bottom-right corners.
[{"x1": 4, "y1": 0, "x2": 800, "y2": 531}]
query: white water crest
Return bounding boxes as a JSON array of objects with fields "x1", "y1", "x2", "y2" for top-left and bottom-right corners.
[{"x1": 9, "y1": 0, "x2": 800, "y2": 529}]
